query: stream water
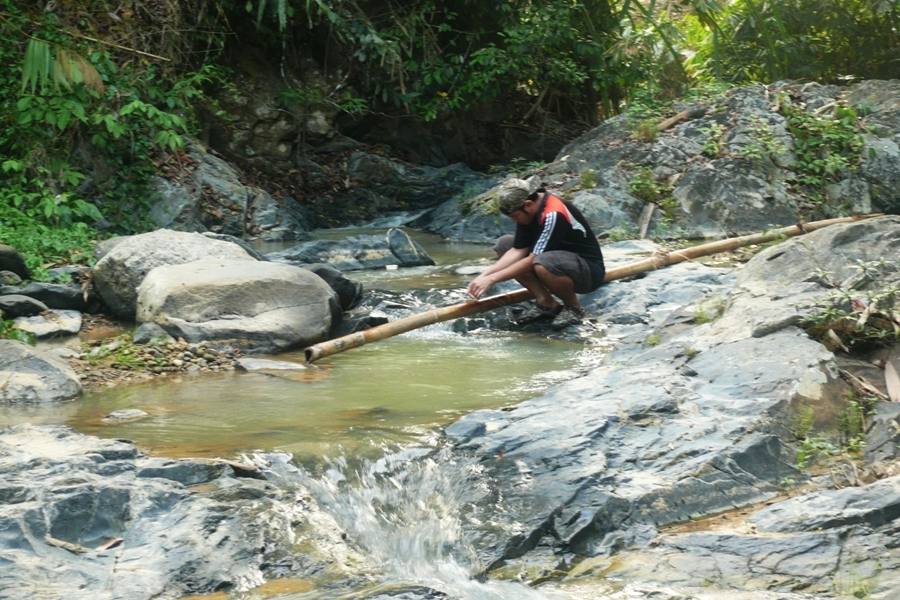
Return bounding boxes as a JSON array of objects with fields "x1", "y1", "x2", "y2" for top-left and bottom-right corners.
[{"x1": 0, "y1": 226, "x2": 613, "y2": 599}]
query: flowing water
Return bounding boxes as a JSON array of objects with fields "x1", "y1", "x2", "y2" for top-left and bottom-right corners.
[{"x1": 1, "y1": 225, "x2": 613, "y2": 599}]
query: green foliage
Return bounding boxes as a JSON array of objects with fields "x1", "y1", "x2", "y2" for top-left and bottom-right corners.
[
  {"x1": 700, "y1": 121, "x2": 725, "y2": 158},
  {"x1": 0, "y1": 200, "x2": 96, "y2": 278},
  {"x1": 738, "y1": 117, "x2": 786, "y2": 166},
  {"x1": 796, "y1": 435, "x2": 838, "y2": 469},
  {"x1": 0, "y1": 319, "x2": 35, "y2": 344},
  {"x1": 693, "y1": 295, "x2": 727, "y2": 324},
  {"x1": 791, "y1": 405, "x2": 816, "y2": 440},
  {"x1": 628, "y1": 167, "x2": 677, "y2": 221},
  {"x1": 782, "y1": 100, "x2": 864, "y2": 190},
  {"x1": 701, "y1": 0, "x2": 900, "y2": 83},
  {"x1": 803, "y1": 260, "x2": 900, "y2": 351},
  {"x1": 604, "y1": 225, "x2": 638, "y2": 242},
  {"x1": 84, "y1": 335, "x2": 148, "y2": 369},
  {"x1": 1, "y1": 5, "x2": 226, "y2": 270},
  {"x1": 840, "y1": 397, "x2": 869, "y2": 456},
  {"x1": 578, "y1": 169, "x2": 598, "y2": 189}
]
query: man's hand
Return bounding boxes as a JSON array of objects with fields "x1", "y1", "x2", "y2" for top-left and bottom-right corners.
[{"x1": 467, "y1": 274, "x2": 494, "y2": 299}]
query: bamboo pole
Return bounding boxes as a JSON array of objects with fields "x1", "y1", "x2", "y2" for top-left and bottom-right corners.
[{"x1": 304, "y1": 214, "x2": 883, "y2": 363}]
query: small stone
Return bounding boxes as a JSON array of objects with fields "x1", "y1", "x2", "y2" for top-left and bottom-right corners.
[
  {"x1": 102, "y1": 409, "x2": 149, "y2": 423},
  {"x1": 172, "y1": 359, "x2": 184, "y2": 368}
]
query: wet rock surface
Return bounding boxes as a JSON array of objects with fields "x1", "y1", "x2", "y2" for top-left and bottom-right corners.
[
  {"x1": 434, "y1": 216, "x2": 900, "y2": 596},
  {"x1": 267, "y1": 227, "x2": 435, "y2": 271},
  {"x1": 0, "y1": 425, "x2": 320, "y2": 600}
]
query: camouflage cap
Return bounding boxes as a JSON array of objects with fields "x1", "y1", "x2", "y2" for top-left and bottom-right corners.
[{"x1": 496, "y1": 179, "x2": 540, "y2": 215}]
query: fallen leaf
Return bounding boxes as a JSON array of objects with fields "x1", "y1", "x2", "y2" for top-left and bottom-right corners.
[
  {"x1": 823, "y1": 329, "x2": 849, "y2": 353},
  {"x1": 886, "y1": 359, "x2": 900, "y2": 403}
]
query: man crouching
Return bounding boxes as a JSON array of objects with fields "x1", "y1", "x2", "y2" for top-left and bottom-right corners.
[{"x1": 467, "y1": 179, "x2": 606, "y2": 328}]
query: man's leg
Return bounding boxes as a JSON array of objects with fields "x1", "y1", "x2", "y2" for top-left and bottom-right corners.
[
  {"x1": 534, "y1": 265, "x2": 580, "y2": 311},
  {"x1": 493, "y1": 235, "x2": 561, "y2": 310},
  {"x1": 515, "y1": 268, "x2": 562, "y2": 311}
]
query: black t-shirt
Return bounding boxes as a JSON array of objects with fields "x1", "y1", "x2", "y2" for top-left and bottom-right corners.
[{"x1": 513, "y1": 194, "x2": 605, "y2": 268}]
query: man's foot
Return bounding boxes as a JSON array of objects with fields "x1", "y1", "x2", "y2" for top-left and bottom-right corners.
[
  {"x1": 550, "y1": 306, "x2": 585, "y2": 330},
  {"x1": 512, "y1": 302, "x2": 562, "y2": 325}
]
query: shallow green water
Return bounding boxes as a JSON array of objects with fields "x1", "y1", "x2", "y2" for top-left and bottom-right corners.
[{"x1": 0, "y1": 329, "x2": 599, "y2": 461}]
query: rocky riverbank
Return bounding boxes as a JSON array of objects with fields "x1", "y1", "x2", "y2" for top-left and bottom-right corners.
[{"x1": 1, "y1": 79, "x2": 899, "y2": 599}]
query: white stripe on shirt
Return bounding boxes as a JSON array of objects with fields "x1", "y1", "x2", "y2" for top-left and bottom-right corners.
[{"x1": 533, "y1": 211, "x2": 556, "y2": 255}]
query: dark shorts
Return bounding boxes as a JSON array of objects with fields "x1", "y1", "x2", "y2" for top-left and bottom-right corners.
[{"x1": 493, "y1": 234, "x2": 604, "y2": 294}]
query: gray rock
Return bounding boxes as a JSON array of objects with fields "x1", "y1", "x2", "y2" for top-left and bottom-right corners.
[
  {"x1": 671, "y1": 158, "x2": 798, "y2": 238},
  {"x1": 346, "y1": 151, "x2": 494, "y2": 209},
  {"x1": 132, "y1": 322, "x2": 174, "y2": 344},
  {"x1": 0, "y1": 270, "x2": 21, "y2": 285},
  {"x1": 750, "y1": 476, "x2": 900, "y2": 533},
  {"x1": 306, "y1": 263, "x2": 364, "y2": 310},
  {"x1": 13, "y1": 309, "x2": 82, "y2": 339},
  {"x1": 865, "y1": 402, "x2": 900, "y2": 465},
  {"x1": 46, "y1": 264, "x2": 91, "y2": 284},
  {"x1": 599, "y1": 478, "x2": 900, "y2": 597},
  {"x1": 0, "y1": 425, "x2": 320, "y2": 599},
  {"x1": 245, "y1": 191, "x2": 313, "y2": 242},
  {"x1": 435, "y1": 214, "x2": 900, "y2": 576},
  {"x1": 200, "y1": 231, "x2": 268, "y2": 260},
  {"x1": 860, "y1": 134, "x2": 900, "y2": 214},
  {"x1": 0, "y1": 244, "x2": 30, "y2": 280},
  {"x1": 0, "y1": 282, "x2": 91, "y2": 312},
  {"x1": 136, "y1": 259, "x2": 337, "y2": 353},
  {"x1": 0, "y1": 340, "x2": 81, "y2": 403},
  {"x1": 102, "y1": 409, "x2": 150, "y2": 422},
  {"x1": 0, "y1": 294, "x2": 48, "y2": 318},
  {"x1": 92, "y1": 229, "x2": 256, "y2": 318},
  {"x1": 236, "y1": 357, "x2": 308, "y2": 371},
  {"x1": 268, "y1": 228, "x2": 434, "y2": 271},
  {"x1": 412, "y1": 194, "x2": 509, "y2": 243},
  {"x1": 707, "y1": 215, "x2": 900, "y2": 342},
  {"x1": 150, "y1": 146, "x2": 314, "y2": 240}
]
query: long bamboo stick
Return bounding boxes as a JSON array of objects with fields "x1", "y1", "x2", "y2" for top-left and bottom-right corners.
[{"x1": 304, "y1": 214, "x2": 883, "y2": 363}]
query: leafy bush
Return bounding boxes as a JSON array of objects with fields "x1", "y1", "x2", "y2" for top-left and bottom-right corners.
[
  {"x1": 782, "y1": 100, "x2": 864, "y2": 190},
  {"x1": 687, "y1": 0, "x2": 899, "y2": 83}
]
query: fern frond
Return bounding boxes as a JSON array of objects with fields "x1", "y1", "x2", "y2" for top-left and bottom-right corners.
[
  {"x1": 20, "y1": 40, "x2": 105, "y2": 94},
  {"x1": 21, "y1": 39, "x2": 52, "y2": 94}
]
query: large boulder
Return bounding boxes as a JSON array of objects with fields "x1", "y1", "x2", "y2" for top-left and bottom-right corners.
[
  {"x1": 92, "y1": 229, "x2": 256, "y2": 319},
  {"x1": 149, "y1": 145, "x2": 313, "y2": 241},
  {"x1": 0, "y1": 340, "x2": 81, "y2": 403},
  {"x1": 346, "y1": 151, "x2": 494, "y2": 209},
  {"x1": 136, "y1": 259, "x2": 337, "y2": 353}
]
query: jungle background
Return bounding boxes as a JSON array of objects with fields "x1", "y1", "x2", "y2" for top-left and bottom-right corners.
[{"x1": 1, "y1": 0, "x2": 898, "y2": 276}]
